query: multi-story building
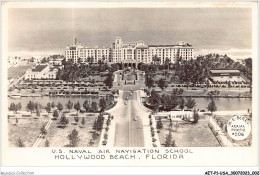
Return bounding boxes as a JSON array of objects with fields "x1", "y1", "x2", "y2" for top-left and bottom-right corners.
[{"x1": 65, "y1": 37, "x2": 193, "y2": 67}]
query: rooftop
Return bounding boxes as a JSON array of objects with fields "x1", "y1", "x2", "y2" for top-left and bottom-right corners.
[
  {"x1": 32, "y1": 65, "x2": 47, "y2": 72},
  {"x1": 210, "y1": 70, "x2": 240, "y2": 74},
  {"x1": 148, "y1": 44, "x2": 193, "y2": 48}
]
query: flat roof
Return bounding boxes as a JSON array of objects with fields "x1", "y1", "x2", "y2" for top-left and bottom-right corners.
[
  {"x1": 210, "y1": 70, "x2": 240, "y2": 73},
  {"x1": 148, "y1": 44, "x2": 193, "y2": 48},
  {"x1": 32, "y1": 65, "x2": 47, "y2": 72}
]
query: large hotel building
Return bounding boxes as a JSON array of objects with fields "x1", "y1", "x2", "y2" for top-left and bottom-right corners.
[{"x1": 65, "y1": 37, "x2": 193, "y2": 67}]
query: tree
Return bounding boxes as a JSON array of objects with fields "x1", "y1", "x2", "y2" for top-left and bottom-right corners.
[
  {"x1": 51, "y1": 102, "x2": 56, "y2": 109},
  {"x1": 36, "y1": 108, "x2": 41, "y2": 118},
  {"x1": 16, "y1": 103, "x2": 22, "y2": 112},
  {"x1": 83, "y1": 100, "x2": 90, "y2": 112},
  {"x1": 67, "y1": 129, "x2": 80, "y2": 147},
  {"x1": 149, "y1": 89, "x2": 160, "y2": 105},
  {"x1": 99, "y1": 98, "x2": 107, "y2": 112},
  {"x1": 66, "y1": 100, "x2": 73, "y2": 112},
  {"x1": 40, "y1": 124, "x2": 47, "y2": 136},
  {"x1": 46, "y1": 103, "x2": 52, "y2": 114},
  {"x1": 16, "y1": 137, "x2": 25, "y2": 147},
  {"x1": 74, "y1": 101, "x2": 81, "y2": 113},
  {"x1": 57, "y1": 102, "x2": 63, "y2": 112},
  {"x1": 104, "y1": 75, "x2": 113, "y2": 89},
  {"x1": 74, "y1": 116, "x2": 79, "y2": 124},
  {"x1": 179, "y1": 98, "x2": 185, "y2": 109},
  {"x1": 96, "y1": 114, "x2": 105, "y2": 132},
  {"x1": 185, "y1": 97, "x2": 196, "y2": 109},
  {"x1": 207, "y1": 99, "x2": 217, "y2": 114},
  {"x1": 165, "y1": 130, "x2": 176, "y2": 147},
  {"x1": 192, "y1": 109, "x2": 199, "y2": 124},
  {"x1": 169, "y1": 118, "x2": 173, "y2": 131},
  {"x1": 45, "y1": 139, "x2": 50, "y2": 147},
  {"x1": 165, "y1": 57, "x2": 171, "y2": 70},
  {"x1": 26, "y1": 101, "x2": 35, "y2": 113},
  {"x1": 91, "y1": 102, "x2": 98, "y2": 112},
  {"x1": 158, "y1": 78, "x2": 168, "y2": 90},
  {"x1": 156, "y1": 117, "x2": 163, "y2": 130},
  {"x1": 59, "y1": 114, "x2": 69, "y2": 127},
  {"x1": 145, "y1": 74, "x2": 154, "y2": 89},
  {"x1": 92, "y1": 119, "x2": 98, "y2": 131},
  {"x1": 92, "y1": 131, "x2": 99, "y2": 141},
  {"x1": 9, "y1": 103, "x2": 17, "y2": 112},
  {"x1": 53, "y1": 110, "x2": 59, "y2": 120},
  {"x1": 152, "y1": 55, "x2": 160, "y2": 65},
  {"x1": 9, "y1": 102, "x2": 15, "y2": 111},
  {"x1": 81, "y1": 117, "x2": 86, "y2": 126}
]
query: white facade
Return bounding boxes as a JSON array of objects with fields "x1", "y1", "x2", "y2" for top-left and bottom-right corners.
[
  {"x1": 25, "y1": 64, "x2": 58, "y2": 80},
  {"x1": 65, "y1": 37, "x2": 194, "y2": 65}
]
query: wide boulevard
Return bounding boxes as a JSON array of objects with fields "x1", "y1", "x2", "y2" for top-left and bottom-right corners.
[{"x1": 109, "y1": 70, "x2": 149, "y2": 147}]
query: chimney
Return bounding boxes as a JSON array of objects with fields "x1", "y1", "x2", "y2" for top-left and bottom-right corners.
[{"x1": 75, "y1": 38, "x2": 77, "y2": 44}]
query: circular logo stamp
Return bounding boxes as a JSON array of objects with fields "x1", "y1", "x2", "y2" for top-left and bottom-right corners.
[{"x1": 227, "y1": 115, "x2": 251, "y2": 141}]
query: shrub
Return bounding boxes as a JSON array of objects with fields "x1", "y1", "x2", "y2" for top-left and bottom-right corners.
[
  {"x1": 150, "y1": 119, "x2": 153, "y2": 126},
  {"x1": 152, "y1": 143, "x2": 157, "y2": 147},
  {"x1": 89, "y1": 139, "x2": 94, "y2": 146},
  {"x1": 67, "y1": 129, "x2": 80, "y2": 147},
  {"x1": 151, "y1": 127, "x2": 154, "y2": 131},
  {"x1": 151, "y1": 131, "x2": 155, "y2": 137},
  {"x1": 102, "y1": 140, "x2": 107, "y2": 145},
  {"x1": 45, "y1": 139, "x2": 50, "y2": 147},
  {"x1": 105, "y1": 127, "x2": 109, "y2": 132},
  {"x1": 152, "y1": 138, "x2": 156, "y2": 142},
  {"x1": 92, "y1": 131, "x2": 99, "y2": 140},
  {"x1": 104, "y1": 133, "x2": 108, "y2": 140},
  {"x1": 16, "y1": 137, "x2": 25, "y2": 147}
]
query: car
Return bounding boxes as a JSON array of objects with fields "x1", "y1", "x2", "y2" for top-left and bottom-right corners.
[
  {"x1": 129, "y1": 92, "x2": 132, "y2": 96},
  {"x1": 134, "y1": 116, "x2": 138, "y2": 121},
  {"x1": 125, "y1": 97, "x2": 128, "y2": 100},
  {"x1": 124, "y1": 101, "x2": 127, "y2": 105}
]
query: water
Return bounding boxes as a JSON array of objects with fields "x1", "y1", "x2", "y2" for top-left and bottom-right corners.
[
  {"x1": 8, "y1": 96, "x2": 251, "y2": 111},
  {"x1": 193, "y1": 97, "x2": 251, "y2": 111},
  {"x1": 143, "y1": 97, "x2": 252, "y2": 111}
]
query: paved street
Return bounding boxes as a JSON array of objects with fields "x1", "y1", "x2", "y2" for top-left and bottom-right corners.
[
  {"x1": 113, "y1": 91, "x2": 145, "y2": 147},
  {"x1": 108, "y1": 70, "x2": 148, "y2": 147}
]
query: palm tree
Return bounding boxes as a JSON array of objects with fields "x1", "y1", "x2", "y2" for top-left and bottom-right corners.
[{"x1": 165, "y1": 57, "x2": 170, "y2": 70}]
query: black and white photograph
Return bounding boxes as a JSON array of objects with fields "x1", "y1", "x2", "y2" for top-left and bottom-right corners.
[{"x1": 1, "y1": 1, "x2": 259, "y2": 170}]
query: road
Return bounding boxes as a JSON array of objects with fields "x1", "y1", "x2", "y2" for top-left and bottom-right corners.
[
  {"x1": 112, "y1": 91, "x2": 145, "y2": 147},
  {"x1": 108, "y1": 70, "x2": 147, "y2": 147}
]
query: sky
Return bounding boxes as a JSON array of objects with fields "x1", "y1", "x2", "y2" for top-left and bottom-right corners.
[{"x1": 8, "y1": 8, "x2": 252, "y2": 59}]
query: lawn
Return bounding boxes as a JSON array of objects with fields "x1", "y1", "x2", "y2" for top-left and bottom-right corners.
[
  {"x1": 8, "y1": 64, "x2": 32, "y2": 80},
  {"x1": 158, "y1": 118, "x2": 220, "y2": 147},
  {"x1": 37, "y1": 113, "x2": 100, "y2": 147},
  {"x1": 8, "y1": 117, "x2": 49, "y2": 147},
  {"x1": 79, "y1": 75, "x2": 107, "y2": 82}
]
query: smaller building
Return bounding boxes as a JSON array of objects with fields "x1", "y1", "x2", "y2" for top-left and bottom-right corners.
[
  {"x1": 210, "y1": 70, "x2": 240, "y2": 77},
  {"x1": 209, "y1": 69, "x2": 245, "y2": 84},
  {"x1": 25, "y1": 64, "x2": 58, "y2": 80}
]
